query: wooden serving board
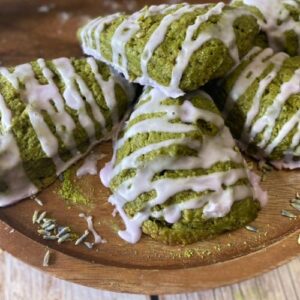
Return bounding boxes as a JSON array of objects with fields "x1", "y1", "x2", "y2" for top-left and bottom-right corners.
[{"x1": 0, "y1": 0, "x2": 299, "y2": 295}]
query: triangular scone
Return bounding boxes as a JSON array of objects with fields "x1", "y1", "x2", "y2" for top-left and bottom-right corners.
[
  {"x1": 100, "y1": 88, "x2": 266, "y2": 245},
  {"x1": 79, "y1": 3, "x2": 260, "y2": 97},
  {"x1": 211, "y1": 47, "x2": 300, "y2": 169},
  {"x1": 0, "y1": 57, "x2": 135, "y2": 206},
  {"x1": 231, "y1": 0, "x2": 300, "y2": 56}
]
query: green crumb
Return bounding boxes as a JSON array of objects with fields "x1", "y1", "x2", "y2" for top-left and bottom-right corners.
[
  {"x1": 214, "y1": 245, "x2": 222, "y2": 252},
  {"x1": 58, "y1": 168, "x2": 90, "y2": 207},
  {"x1": 69, "y1": 232, "x2": 80, "y2": 241},
  {"x1": 169, "y1": 252, "x2": 177, "y2": 260},
  {"x1": 198, "y1": 249, "x2": 212, "y2": 256},
  {"x1": 110, "y1": 222, "x2": 120, "y2": 233},
  {"x1": 183, "y1": 249, "x2": 195, "y2": 258},
  {"x1": 169, "y1": 247, "x2": 213, "y2": 259}
]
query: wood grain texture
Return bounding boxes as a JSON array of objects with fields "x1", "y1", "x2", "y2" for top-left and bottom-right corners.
[
  {"x1": 0, "y1": 251, "x2": 299, "y2": 300},
  {"x1": 0, "y1": 0, "x2": 299, "y2": 295},
  {"x1": 0, "y1": 252, "x2": 149, "y2": 300},
  {"x1": 162, "y1": 258, "x2": 300, "y2": 300}
]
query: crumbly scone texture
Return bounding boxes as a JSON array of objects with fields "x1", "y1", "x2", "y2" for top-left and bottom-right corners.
[
  {"x1": 0, "y1": 58, "x2": 133, "y2": 191},
  {"x1": 79, "y1": 3, "x2": 260, "y2": 95},
  {"x1": 108, "y1": 88, "x2": 260, "y2": 245},
  {"x1": 143, "y1": 198, "x2": 260, "y2": 245},
  {"x1": 208, "y1": 47, "x2": 300, "y2": 162},
  {"x1": 231, "y1": 0, "x2": 300, "y2": 56}
]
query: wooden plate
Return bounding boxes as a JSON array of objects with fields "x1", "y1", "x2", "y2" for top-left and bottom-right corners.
[{"x1": 0, "y1": 0, "x2": 299, "y2": 295}]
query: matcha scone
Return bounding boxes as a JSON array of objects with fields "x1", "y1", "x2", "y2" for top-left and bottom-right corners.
[
  {"x1": 0, "y1": 57, "x2": 135, "y2": 206},
  {"x1": 100, "y1": 88, "x2": 266, "y2": 245},
  {"x1": 210, "y1": 47, "x2": 300, "y2": 169},
  {"x1": 231, "y1": 0, "x2": 300, "y2": 56},
  {"x1": 79, "y1": 2, "x2": 260, "y2": 97}
]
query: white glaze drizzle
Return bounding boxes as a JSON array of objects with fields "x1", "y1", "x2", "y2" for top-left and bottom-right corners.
[
  {"x1": 246, "y1": 170, "x2": 268, "y2": 207},
  {"x1": 0, "y1": 57, "x2": 133, "y2": 206},
  {"x1": 0, "y1": 133, "x2": 38, "y2": 205},
  {"x1": 151, "y1": 185, "x2": 252, "y2": 222},
  {"x1": 0, "y1": 66, "x2": 41, "y2": 203},
  {"x1": 265, "y1": 102, "x2": 300, "y2": 155},
  {"x1": 250, "y1": 69, "x2": 300, "y2": 150},
  {"x1": 223, "y1": 47, "x2": 300, "y2": 167},
  {"x1": 111, "y1": 10, "x2": 145, "y2": 79},
  {"x1": 27, "y1": 108, "x2": 64, "y2": 169},
  {"x1": 87, "y1": 58, "x2": 119, "y2": 123},
  {"x1": 223, "y1": 48, "x2": 276, "y2": 117},
  {"x1": 167, "y1": 3, "x2": 226, "y2": 96},
  {"x1": 241, "y1": 0, "x2": 300, "y2": 53},
  {"x1": 76, "y1": 152, "x2": 106, "y2": 177},
  {"x1": 0, "y1": 58, "x2": 107, "y2": 170},
  {"x1": 80, "y1": 5, "x2": 180, "y2": 75},
  {"x1": 36, "y1": 58, "x2": 77, "y2": 154},
  {"x1": 180, "y1": 97, "x2": 225, "y2": 128},
  {"x1": 81, "y1": 3, "x2": 255, "y2": 97},
  {"x1": 116, "y1": 90, "x2": 226, "y2": 151},
  {"x1": 82, "y1": 14, "x2": 121, "y2": 59},
  {"x1": 53, "y1": 58, "x2": 100, "y2": 141},
  {"x1": 101, "y1": 88, "x2": 262, "y2": 243},
  {"x1": 224, "y1": 46, "x2": 262, "y2": 77},
  {"x1": 79, "y1": 213, "x2": 106, "y2": 244},
  {"x1": 129, "y1": 89, "x2": 225, "y2": 128},
  {"x1": 110, "y1": 4, "x2": 180, "y2": 79},
  {"x1": 115, "y1": 168, "x2": 248, "y2": 208},
  {"x1": 241, "y1": 52, "x2": 288, "y2": 142},
  {"x1": 140, "y1": 4, "x2": 203, "y2": 82},
  {"x1": 0, "y1": 93, "x2": 12, "y2": 131},
  {"x1": 80, "y1": 13, "x2": 123, "y2": 65},
  {"x1": 1, "y1": 63, "x2": 67, "y2": 171},
  {"x1": 270, "y1": 159, "x2": 300, "y2": 170}
]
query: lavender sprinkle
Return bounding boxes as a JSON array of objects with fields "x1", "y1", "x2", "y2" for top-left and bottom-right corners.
[
  {"x1": 75, "y1": 230, "x2": 89, "y2": 245},
  {"x1": 36, "y1": 211, "x2": 47, "y2": 224},
  {"x1": 43, "y1": 235, "x2": 57, "y2": 240},
  {"x1": 41, "y1": 220, "x2": 54, "y2": 229},
  {"x1": 57, "y1": 233, "x2": 70, "y2": 244},
  {"x1": 34, "y1": 198, "x2": 43, "y2": 206},
  {"x1": 57, "y1": 227, "x2": 71, "y2": 237},
  {"x1": 281, "y1": 210, "x2": 297, "y2": 219},
  {"x1": 32, "y1": 210, "x2": 39, "y2": 224},
  {"x1": 84, "y1": 241, "x2": 94, "y2": 249},
  {"x1": 43, "y1": 250, "x2": 51, "y2": 267},
  {"x1": 291, "y1": 202, "x2": 300, "y2": 212},
  {"x1": 45, "y1": 224, "x2": 56, "y2": 231}
]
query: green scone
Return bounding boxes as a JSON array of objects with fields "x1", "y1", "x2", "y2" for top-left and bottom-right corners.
[
  {"x1": 100, "y1": 88, "x2": 266, "y2": 245},
  {"x1": 0, "y1": 57, "x2": 135, "y2": 206},
  {"x1": 209, "y1": 47, "x2": 300, "y2": 169},
  {"x1": 79, "y1": 2, "x2": 260, "y2": 97},
  {"x1": 231, "y1": 0, "x2": 300, "y2": 56}
]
